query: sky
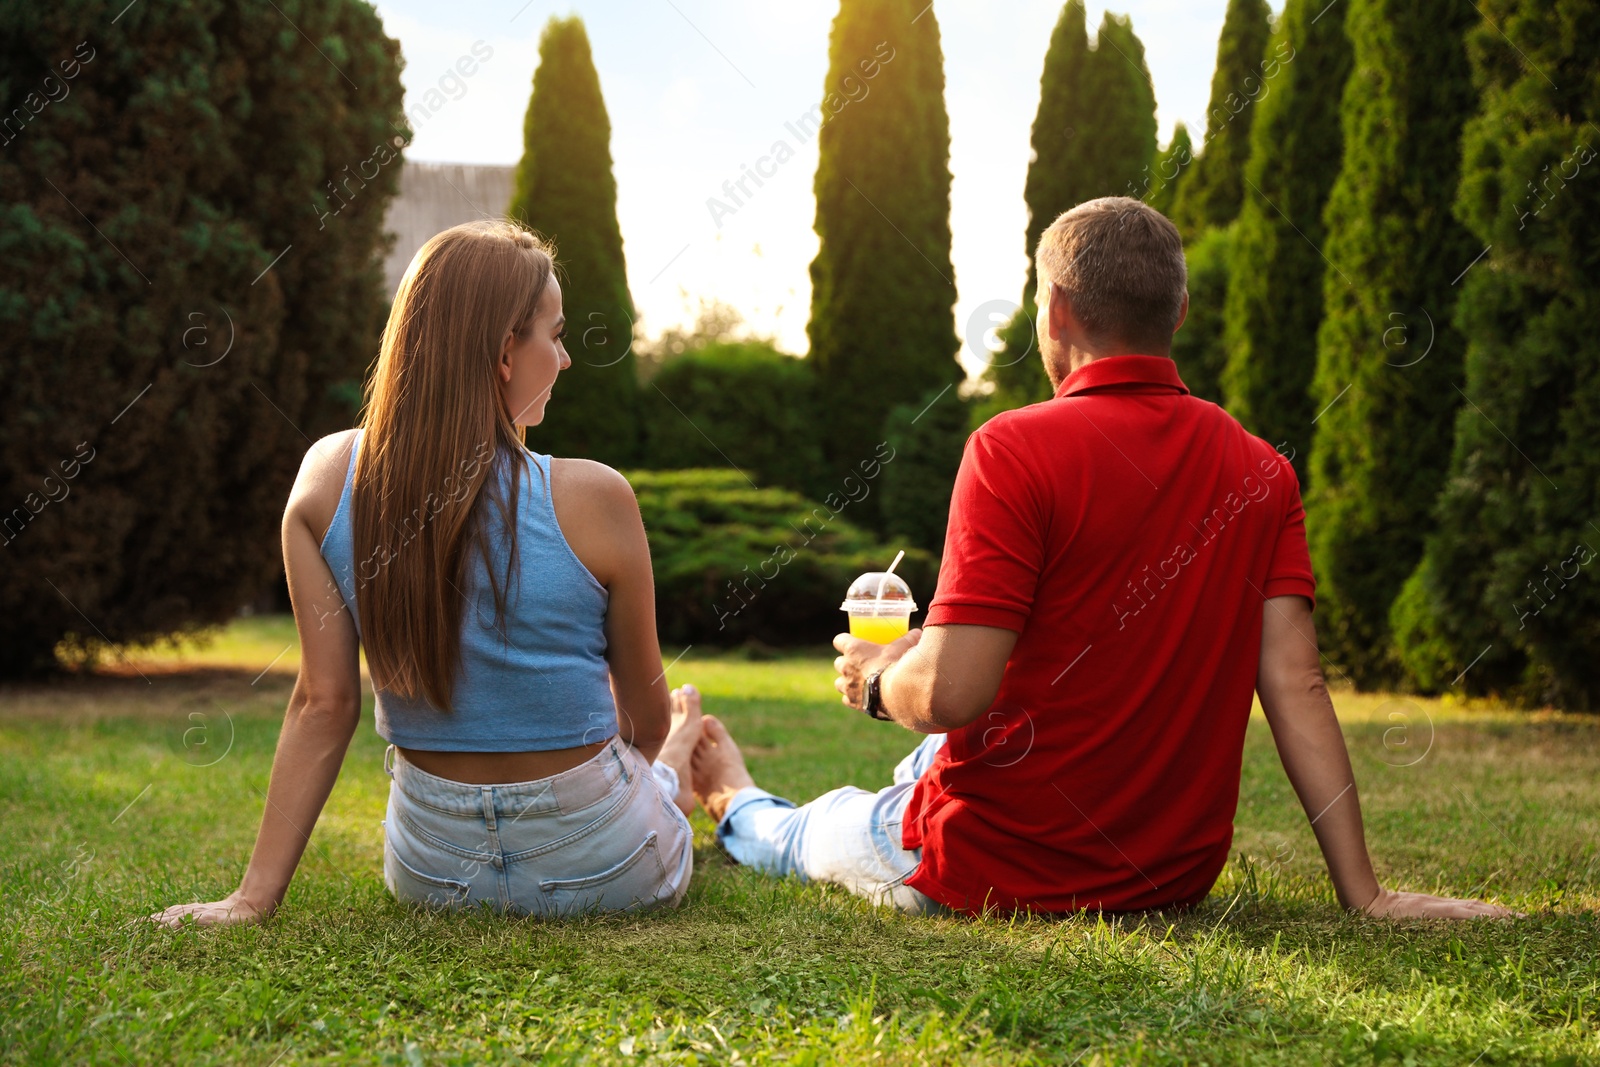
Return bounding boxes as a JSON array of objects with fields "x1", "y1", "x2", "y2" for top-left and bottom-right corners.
[{"x1": 369, "y1": 0, "x2": 1272, "y2": 375}]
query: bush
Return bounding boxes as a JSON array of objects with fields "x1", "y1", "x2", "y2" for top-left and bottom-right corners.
[
  {"x1": 0, "y1": 0, "x2": 404, "y2": 675},
  {"x1": 638, "y1": 341, "x2": 824, "y2": 499},
  {"x1": 627, "y1": 469, "x2": 937, "y2": 647}
]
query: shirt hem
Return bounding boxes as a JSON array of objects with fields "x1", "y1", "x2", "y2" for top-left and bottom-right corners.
[
  {"x1": 905, "y1": 867, "x2": 1211, "y2": 916},
  {"x1": 1261, "y1": 577, "x2": 1316, "y2": 611},
  {"x1": 924, "y1": 603, "x2": 1028, "y2": 632},
  {"x1": 377, "y1": 728, "x2": 620, "y2": 752}
]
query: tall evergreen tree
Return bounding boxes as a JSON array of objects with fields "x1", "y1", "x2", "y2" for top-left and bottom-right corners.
[
  {"x1": 1305, "y1": 0, "x2": 1481, "y2": 686},
  {"x1": 1020, "y1": 0, "x2": 1092, "y2": 301},
  {"x1": 807, "y1": 0, "x2": 960, "y2": 507},
  {"x1": 1146, "y1": 122, "x2": 1194, "y2": 217},
  {"x1": 1172, "y1": 0, "x2": 1273, "y2": 234},
  {"x1": 508, "y1": 16, "x2": 637, "y2": 467},
  {"x1": 1169, "y1": 225, "x2": 1232, "y2": 404},
  {"x1": 0, "y1": 0, "x2": 404, "y2": 675},
  {"x1": 1392, "y1": 0, "x2": 1600, "y2": 708},
  {"x1": 982, "y1": 0, "x2": 1090, "y2": 413},
  {"x1": 1078, "y1": 13, "x2": 1160, "y2": 209},
  {"x1": 880, "y1": 384, "x2": 969, "y2": 555},
  {"x1": 1220, "y1": 0, "x2": 1354, "y2": 472},
  {"x1": 982, "y1": 6, "x2": 1158, "y2": 412}
]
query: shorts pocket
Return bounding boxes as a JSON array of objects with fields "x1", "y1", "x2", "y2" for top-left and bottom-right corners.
[
  {"x1": 386, "y1": 839, "x2": 472, "y2": 909},
  {"x1": 537, "y1": 830, "x2": 668, "y2": 917}
]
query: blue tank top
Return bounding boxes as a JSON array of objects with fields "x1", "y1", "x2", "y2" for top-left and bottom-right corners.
[{"x1": 318, "y1": 430, "x2": 617, "y2": 751}]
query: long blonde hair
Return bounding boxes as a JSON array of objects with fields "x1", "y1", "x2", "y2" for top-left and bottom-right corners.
[{"x1": 353, "y1": 219, "x2": 556, "y2": 710}]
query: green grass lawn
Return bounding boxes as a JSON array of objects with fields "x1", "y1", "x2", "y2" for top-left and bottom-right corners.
[{"x1": 2, "y1": 617, "x2": 1598, "y2": 1065}]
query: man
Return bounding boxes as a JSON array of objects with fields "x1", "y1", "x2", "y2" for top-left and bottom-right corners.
[{"x1": 689, "y1": 197, "x2": 1510, "y2": 920}]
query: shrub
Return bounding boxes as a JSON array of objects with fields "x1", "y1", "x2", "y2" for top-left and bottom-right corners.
[
  {"x1": 627, "y1": 469, "x2": 937, "y2": 647},
  {"x1": 638, "y1": 341, "x2": 824, "y2": 499},
  {"x1": 0, "y1": 0, "x2": 404, "y2": 676}
]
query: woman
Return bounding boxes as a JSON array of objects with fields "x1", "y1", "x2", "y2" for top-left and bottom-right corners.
[{"x1": 151, "y1": 219, "x2": 703, "y2": 925}]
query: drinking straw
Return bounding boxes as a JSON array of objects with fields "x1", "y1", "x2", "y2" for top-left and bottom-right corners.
[{"x1": 875, "y1": 549, "x2": 906, "y2": 601}]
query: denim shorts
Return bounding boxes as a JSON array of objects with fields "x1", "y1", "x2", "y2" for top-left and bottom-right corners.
[{"x1": 381, "y1": 736, "x2": 693, "y2": 917}]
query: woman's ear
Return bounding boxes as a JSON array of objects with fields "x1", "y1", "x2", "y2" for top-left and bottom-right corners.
[{"x1": 498, "y1": 328, "x2": 516, "y2": 383}]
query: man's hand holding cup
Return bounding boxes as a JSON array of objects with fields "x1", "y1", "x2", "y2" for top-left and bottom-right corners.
[
  {"x1": 833, "y1": 565, "x2": 921, "y2": 714},
  {"x1": 833, "y1": 626, "x2": 923, "y2": 711}
]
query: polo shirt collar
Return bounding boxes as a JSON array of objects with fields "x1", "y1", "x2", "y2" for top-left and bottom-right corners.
[{"x1": 1054, "y1": 354, "x2": 1190, "y2": 399}]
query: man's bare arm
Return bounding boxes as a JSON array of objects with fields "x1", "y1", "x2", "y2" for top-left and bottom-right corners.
[{"x1": 1257, "y1": 595, "x2": 1512, "y2": 919}]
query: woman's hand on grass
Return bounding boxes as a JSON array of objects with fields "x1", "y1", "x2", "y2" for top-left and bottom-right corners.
[
  {"x1": 148, "y1": 889, "x2": 273, "y2": 930},
  {"x1": 1360, "y1": 887, "x2": 1517, "y2": 920}
]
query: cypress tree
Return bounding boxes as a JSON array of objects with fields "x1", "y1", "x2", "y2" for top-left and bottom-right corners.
[
  {"x1": 1145, "y1": 122, "x2": 1194, "y2": 217},
  {"x1": 1172, "y1": 0, "x2": 1273, "y2": 234},
  {"x1": 1020, "y1": 0, "x2": 1092, "y2": 301},
  {"x1": 978, "y1": 309, "x2": 1054, "y2": 419},
  {"x1": 1305, "y1": 0, "x2": 1481, "y2": 686},
  {"x1": 982, "y1": 6, "x2": 1158, "y2": 412},
  {"x1": 1169, "y1": 225, "x2": 1232, "y2": 404},
  {"x1": 880, "y1": 385, "x2": 970, "y2": 555},
  {"x1": 1392, "y1": 0, "x2": 1600, "y2": 708},
  {"x1": 508, "y1": 16, "x2": 638, "y2": 467},
  {"x1": 0, "y1": 0, "x2": 404, "y2": 675},
  {"x1": 1078, "y1": 13, "x2": 1160, "y2": 209},
  {"x1": 1220, "y1": 0, "x2": 1354, "y2": 471},
  {"x1": 808, "y1": 0, "x2": 960, "y2": 496},
  {"x1": 982, "y1": 0, "x2": 1090, "y2": 413}
]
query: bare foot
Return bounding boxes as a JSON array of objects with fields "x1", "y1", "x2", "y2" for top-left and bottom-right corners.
[
  {"x1": 658, "y1": 685, "x2": 703, "y2": 817},
  {"x1": 691, "y1": 714, "x2": 757, "y2": 823}
]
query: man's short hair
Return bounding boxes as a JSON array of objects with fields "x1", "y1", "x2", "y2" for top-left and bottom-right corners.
[{"x1": 1035, "y1": 197, "x2": 1188, "y2": 353}]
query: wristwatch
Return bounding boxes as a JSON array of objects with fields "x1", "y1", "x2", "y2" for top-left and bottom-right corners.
[{"x1": 862, "y1": 669, "x2": 891, "y2": 721}]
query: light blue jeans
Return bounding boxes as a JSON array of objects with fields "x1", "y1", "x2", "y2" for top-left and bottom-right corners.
[
  {"x1": 715, "y1": 732, "x2": 948, "y2": 914},
  {"x1": 381, "y1": 736, "x2": 693, "y2": 917}
]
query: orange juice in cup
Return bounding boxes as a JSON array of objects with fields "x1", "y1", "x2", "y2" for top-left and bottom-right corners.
[{"x1": 841, "y1": 571, "x2": 916, "y2": 644}]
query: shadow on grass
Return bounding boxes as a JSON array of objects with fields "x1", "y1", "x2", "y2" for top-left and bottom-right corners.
[{"x1": 0, "y1": 665, "x2": 298, "y2": 726}]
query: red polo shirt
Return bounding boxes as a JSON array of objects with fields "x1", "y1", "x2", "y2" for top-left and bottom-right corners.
[{"x1": 902, "y1": 355, "x2": 1315, "y2": 914}]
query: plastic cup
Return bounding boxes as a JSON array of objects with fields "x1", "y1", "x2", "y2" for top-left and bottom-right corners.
[{"x1": 841, "y1": 571, "x2": 917, "y2": 644}]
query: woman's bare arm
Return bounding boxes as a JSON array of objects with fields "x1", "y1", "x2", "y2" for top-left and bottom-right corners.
[
  {"x1": 551, "y1": 459, "x2": 670, "y2": 762},
  {"x1": 149, "y1": 432, "x2": 363, "y2": 927}
]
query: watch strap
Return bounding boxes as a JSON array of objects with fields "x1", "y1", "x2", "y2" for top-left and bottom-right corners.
[{"x1": 863, "y1": 669, "x2": 890, "y2": 721}]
